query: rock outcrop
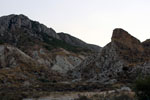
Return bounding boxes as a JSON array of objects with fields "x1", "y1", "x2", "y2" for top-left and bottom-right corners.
[
  {"x1": 0, "y1": 44, "x2": 33, "y2": 68},
  {"x1": 71, "y1": 28, "x2": 150, "y2": 84},
  {"x1": 142, "y1": 39, "x2": 150, "y2": 58},
  {"x1": 0, "y1": 44, "x2": 63, "y2": 87},
  {"x1": 0, "y1": 14, "x2": 59, "y2": 40},
  {"x1": 112, "y1": 29, "x2": 144, "y2": 63}
]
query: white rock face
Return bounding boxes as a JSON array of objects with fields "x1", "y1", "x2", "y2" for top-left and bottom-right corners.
[
  {"x1": 0, "y1": 45, "x2": 34, "y2": 68},
  {"x1": 71, "y1": 42, "x2": 126, "y2": 82},
  {"x1": 27, "y1": 47, "x2": 85, "y2": 74},
  {"x1": 67, "y1": 56, "x2": 82, "y2": 66},
  {"x1": 52, "y1": 55, "x2": 83, "y2": 74}
]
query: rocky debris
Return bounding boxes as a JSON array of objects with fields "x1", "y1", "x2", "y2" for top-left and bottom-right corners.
[
  {"x1": 104, "y1": 79, "x2": 117, "y2": 85},
  {"x1": 121, "y1": 86, "x2": 131, "y2": 91},
  {"x1": 52, "y1": 55, "x2": 83, "y2": 74}
]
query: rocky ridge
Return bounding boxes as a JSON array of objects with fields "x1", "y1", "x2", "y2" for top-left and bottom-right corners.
[
  {"x1": 0, "y1": 14, "x2": 102, "y2": 96},
  {"x1": 0, "y1": 14, "x2": 101, "y2": 52},
  {"x1": 0, "y1": 14, "x2": 101, "y2": 75},
  {"x1": 58, "y1": 32, "x2": 101, "y2": 52}
]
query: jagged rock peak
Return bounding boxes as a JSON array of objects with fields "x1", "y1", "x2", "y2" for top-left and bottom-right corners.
[
  {"x1": 0, "y1": 14, "x2": 59, "y2": 39},
  {"x1": 0, "y1": 14, "x2": 100, "y2": 52},
  {"x1": 0, "y1": 14, "x2": 32, "y2": 30},
  {"x1": 112, "y1": 28, "x2": 139, "y2": 43},
  {"x1": 111, "y1": 28, "x2": 144, "y2": 52}
]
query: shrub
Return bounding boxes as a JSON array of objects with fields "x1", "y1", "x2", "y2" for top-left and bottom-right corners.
[
  {"x1": 0, "y1": 93, "x2": 24, "y2": 100},
  {"x1": 75, "y1": 95, "x2": 91, "y2": 100},
  {"x1": 38, "y1": 78, "x2": 50, "y2": 83},
  {"x1": 134, "y1": 76, "x2": 150, "y2": 100},
  {"x1": 0, "y1": 40, "x2": 4, "y2": 44},
  {"x1": 111, "y1": 94, "x2": 134, "y2": 100}
]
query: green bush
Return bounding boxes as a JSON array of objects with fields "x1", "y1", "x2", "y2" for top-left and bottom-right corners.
[
  {"x1": 38, "y1": 78, "x2": 50, "y2": 83},
  {"x1": 0, "y1": 40, "x2": 4, "y2": 44},
  {"x1": 134, "y1": 76, "x2": 150, "y2": 100},
  {"x1": 75, "y1": 95, "x2": 91, "y2": 100},
  {"x1": 111, "y1": 94, "x2": 134, "y2": 100}
]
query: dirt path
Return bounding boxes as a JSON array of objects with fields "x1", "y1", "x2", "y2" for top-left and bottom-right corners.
[
  {"x1": 23, "y1": 91, "x2": 107, "y2": 100},
  {"x1": 23, "y1": 89, "x2": 134, "y2": 100}
]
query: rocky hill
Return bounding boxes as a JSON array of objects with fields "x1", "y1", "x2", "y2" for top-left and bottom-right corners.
[
  {"x1": 0, "y1": 14, "x2": 101, "y2": 52},
  {"x1": 0, "y1": 14, "x2": 150, "y2": 99},
  {"x1": 71, "y1": 28, "x2": 150, "y2": 84},
  {"x1": 0, "y1": 14, "x2": 102, "y2": 74},
  {"x1": 0, "y1": 14, "x2": 102, "y2": 98}
]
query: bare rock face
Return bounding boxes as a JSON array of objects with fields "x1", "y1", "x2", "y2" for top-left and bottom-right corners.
[
  {"x1": 112, "y1": 29, "x2": 144, "y2": 64},
  {"x1": 112, "y1": 28, "x2": 144, "y2": 53},
  {"x1": 0, "y1": 14, "x2": 60, "y2": 49},
  {"x1": 52, "y1": 55, "x2": 82, "y2": 74},
  {"x1": 0, "y1": 14, "x2": 59, "y2": 40},
  {"x1": 71, "y1": 28, "x2": 150, "y2": 84},
  {"x1": 26, "y1": 46, "x2": 85, "y2": 74},
  {"x1": 0, "y1": 44, "x2": 33, "y2": 68},
  {"x1": 142, "y1": 39, "x2": 150, "y2": 58},
  {"x1": 0, "y1": 44, "x2": 63, "y2": 88}
]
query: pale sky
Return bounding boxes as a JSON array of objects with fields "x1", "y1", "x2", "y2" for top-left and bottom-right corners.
[{"x1": 0, "y1": 0, "x2": 150, "y2": 47}]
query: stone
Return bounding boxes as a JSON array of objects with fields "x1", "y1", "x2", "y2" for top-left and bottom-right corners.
[{"x1": 121, "y1": 86, "x2": 131, "y2": 91}]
